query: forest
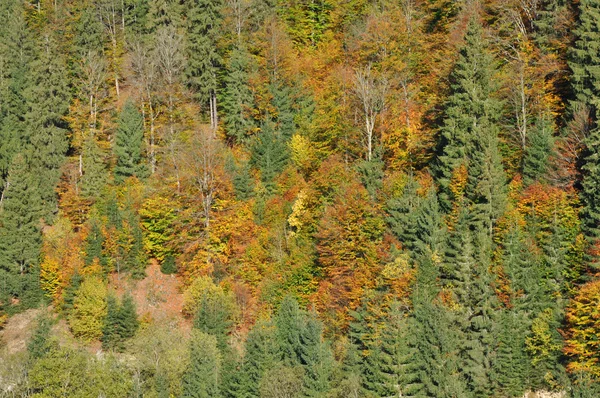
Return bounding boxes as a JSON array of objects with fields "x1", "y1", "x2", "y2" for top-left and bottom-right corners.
[{"x1": 0, "y1": 0, "x2": 600, "y2": 396}]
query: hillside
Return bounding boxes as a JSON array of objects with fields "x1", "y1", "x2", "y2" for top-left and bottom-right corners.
[{"x1": 1, "y1": 0, "x2": 600, "y2": 396}]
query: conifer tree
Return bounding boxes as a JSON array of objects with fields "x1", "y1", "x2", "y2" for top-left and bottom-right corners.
[
  {"x1": 433, "y1": 16, "x2": 504, "y2": 213},
  {"x1": 114, "y1": 101, "x2": 149, "y2": 183},
  {"x1": 523, "y1": 116, "x2": 555, "y2": 185},
  {"x1": 299, "y1": 313, "x2": 334, "y2": 396},
  {"x1": 239, "y1": 320, "x2": 277, "y2": 397},
  {"x1": 250, "y1": 120, "x2": 289, "y2": 191},
  {"x1": 193, "y1": 293, "x2": 233, "y2": 352},
  {"x1": 81, "y1": 134, "x2": 107, "y2": 199},
  {"x1": 25, "y1": 36, "x2": 71, "y2": 220},
  {"x1": 28, "y1": 314, "x2": 53, "y2": 360},
  {"x1": 0, "y1": 0, "x2": 33, "y2": 195},
  {"x1": 185, "y1": 0, "x2": 222, "y2": 128},
  {"x1": 85, "y1": 218, "x2": 106, "y2": 269},
  {"x1": 182, "y1": 331, "x2": 222, "y2": 398},
  {"x1": 0, "y1": 154, "x2": 43, "y2": 309},
  {"x1": 221, "y1": 44, "x2": 255, "y2": 144},
  {"x1": 102, "y1": 294, "x2": 121, "y2": 350},
  {"x1": 275, "y1": 295, "x2": 304, "y2": 366}
]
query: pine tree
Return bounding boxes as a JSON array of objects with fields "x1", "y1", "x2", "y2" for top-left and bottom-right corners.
[
  {"x1": 102, "y1": 294, "x2": 121, "y2": 350},
  {"x1": 193, "y1": 293, "x2": 233, "y2": 352},
  {"x1": 221, "y1": 44, "x2": 255, "y2": 145},
  {"x1": 523, "y1": 116, "x2": 555, "y2": 185},
  {"x1": 25, "y1": 35, "x2": 71, "y2": 221},
  {"x1": 569, "y1": 0, "x2": 600, "y2": 114},
  {"x1": 81, "y1": 134, "x2": 107, "y2": 199},
  {"x1": 250, "y1": 120, "x2": 289, "y2": 191},
  {"x1": 182, "y1": 331, "x2": 222, "y2": 398},
  {"x1": 28, "y1": 314, "x2": 53, "y2": 360},
  {"x1": 85, "y1": 218, "x2": 106, "y2": 268},
  {"x1": 275, "y1": 295, "x2": 304, "y2": 366},
  {"x1": 433, "y1": 16, "x2": 504, "y2": 213},
  {"x1": 239, "y1": 320, "x2": 277, "y2": 397},
  {"x1": 0, "y1": 154, "x2": 43, "y2": 310},
  {"x1": 299, "y1": 312, "x2": 334, "y2": 396},
  {"x1": 114, "y1": 100, "x2": 148, "y2": 183},
  {"x1": 0, "y1": 0, "x2": 34, "y2": 195},
  {"x1": 118, "y1": 294, "x2": 139, "y2": 340},
  {"x1": 185, "y1": 0, "x2": 222, "y2": 127}
]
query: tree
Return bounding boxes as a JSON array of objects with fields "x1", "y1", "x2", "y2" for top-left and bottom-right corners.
[
  {"x1": 80, "y1": 133, "x2": 107, "y2": 199},
  {"x1": 523, "y1": 116, "x2": 555, "y2": 185},
  {"x1": 185, "y1": 0, "x2": 223, "y2": 130},
  {"x1": 114, "y1": 100, "x2": 148, "y2": 183},
  {"x1": 353, "y1": 65, "x2": 388, "y2": 162},
  {"x1": 564, "y1": 278, "x2": 600, "y2": 379},
  {"x1": 25, "y1": 35, "x2": 71, "y2": 221},
  {"x1": 221, "y1": 44, "x2": 256, "y2": 144},
  {"x1": 182, "y1": 331, "x2": 222, "y2": 398},
  {"x1": 433, "y1": 16, "x2": 504, "y2": 214},
  {"x1": 102, "y1": 293, "x2": 139, "y2": 351},
  {"x1": 239, "y1": 319, "x2": 278, "y2": 397},
  {"x1": 250, "y1": 120, "x2": 289, "y2": 191},
  {"x1": 0, "y1": 154, "x2": 43, "y2": 310},
  {"x1": 28, "y1": 313, "x2": 53, "y2": 360},
  {"x1": 68, "y1": 275, "x2": 107, "y2": 342}
]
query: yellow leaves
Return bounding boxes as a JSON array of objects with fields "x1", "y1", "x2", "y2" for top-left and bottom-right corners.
[
  {"x1": 40, "y1": 257, "x2": 61, "y2": 302},
  {"x1": 182, "y1": 275, "x2": 239, "y2": 321},
  {"x1": 290, "y1": 134, "x2": 318, "y2": 176},
  {"x1": 525, "y1": 308, "x2": 562, "y2": 366},
  {"x1": 68, "y1": 276, "x2": 108, "y2": 342},
  {"x1": 564, "y1": 279, "x2": 600, "y2": 378},
  {"x1": 288, "y1": 190, "x2": 308, "y2": 236}
]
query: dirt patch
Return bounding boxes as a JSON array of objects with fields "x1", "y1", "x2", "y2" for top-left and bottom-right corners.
[
  {"x1": 110, "y1": 260, "x2": 190, "y2": 331},
  {"x1": 0, "y1": 308, "x2": 42, "y2": 355}
]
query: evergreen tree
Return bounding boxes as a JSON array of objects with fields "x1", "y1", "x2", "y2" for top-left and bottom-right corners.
[
  {"x1": 221, "y1": 44, "x2": 255, "y2": 145},
  {"x1": 114, "y1": 101, "x2": 148, "y2": 183},
  {"x1": 492, "y1": 309, "x2": 528, "y2": 397},
  {"x1": 25, "y1": 36, "x2": 71, "y2": 221},
  {"x1": 0, "y1": 0, "x2": 33, "y2": 196},
  {"x1": 80, "y1": 134, "x2": 107, "y2": 199},
  {"x1": 28, "y1": 314, "x2": 53, "y2": 360},
  {"x1": 232, "y1": 161, "x2": 254, "y2": 200},
  {"x1": 85, "y1": 218, "x2": 106, "y2": 268},
  {"x1": 193, "y1": 293, "x2": 233, "y2": 352},
  {"x1": 433, "y1": 16, "x2": 504, "y2": 214},
  {"x1": 182, "y1": 331, "x2": 222, "y2": 398},
  {"x1": 275, "y1": 295, "x2": 304, "y2": 366},
  {"x1": 299, "y1": 312, "x2": 334, "y2": 396},
  {"x1": 250, "y1": 120, "x2": 289, "y2": 191},
  {"x1": 523, "y1": 116, "x2": 555, "y2": 185},
  {"x1": 569, "y1": 0, "x2": 600, "y2": 114},
  {"x1": 185, "y1": 0, "x2": 222, "y2": 126},
  {"x1": 269, "y1": 79, "x2": 296, "y2": 141},
  {"x1": 118, "y1": 294, "x2": 139, "y2": 340},
  {"x1": 61, "y1": 272, "x2": 82, "y2": 314},
  {"x1": 0, "y1": 154, "x2": 43, "y2": 310},
  {"x1": 101, "y1": 294, "x2": 121, "y2": 350},
  {"x1": 239, "y1": 320, "x2": 277, "y2": 397}
]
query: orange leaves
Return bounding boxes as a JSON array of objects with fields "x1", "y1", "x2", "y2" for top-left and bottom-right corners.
[
  {"x1": 564, "y1": 278, "x2": 600, "y2": 378},
  {"x1": 314, "y1": 181, "x2": 385, "y2": 322}
]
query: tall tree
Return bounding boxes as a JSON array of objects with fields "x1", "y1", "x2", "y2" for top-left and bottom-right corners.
[
  {"x1": 185, "y1": 0, "x2": 223, "y2": 130},
  {"x1": 433, "y1": 16, "x2": 504, "y2": 215},
  {"x1": 25, "y1": 35, "x2": 71, "y2": 221},
  {"x1": 221, "y1": 44, "x2": 255, "y2": 144},
  {"x1": 182, "y1": 331, "x2": 222, "y2": 398},
  {"x1": 0, "y1": 154, "x2": 43, "y2": 310},
  {"x1": 114, "y1": 100, "x2": 148, "y2": 183}
]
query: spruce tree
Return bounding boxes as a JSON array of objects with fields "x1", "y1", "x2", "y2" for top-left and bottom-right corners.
[
  {"x1": 250, "y1": 120, "x2": 289, "y2": 191},
  {"x1": 24, "y1": 36, "x2": 71, "y2": 221},
  {"x1": 193, "y1": 293, "x2": 233, "y2": 352},
  {"x1": 523, "y1": 116, "x2": 555, "y2": 185},
  {"x1": 299, "y1": 313, "x2": 334, "y2": 396},
  {"x1": 221, "y1": 44, "x2": 256, "y2": 145},
  {"x1": 102, "y1": 294, "x2": 121, "y2": 350},
  {"x1": 239, "y1": 320, "x2": 277, "y2": 397},
  {"x1": 433, "y1": 16, "x2": 504, "y2": 213},
  {"x1": 114, "y1": 101, "x2": 148, "y2": 183},
  {"x1": 182, "y1": 331, "x2": 222, "y2": 398},
  {"x1": 275, "y1": 295, "x2": 304, "y2": 366},
  {"x1": 0, "y1": 154, "x2": 43, "y2": 310},
  {"x1": 81, "y1": 134, "x2": 107, "y2": 199},
  {"x1": 185, "y1": 0, "x2": 222, "y2": 125},
  {"x1": 28, "y1": 314, "x2": 53, "y2": 360},
  {"x1": 85, "y1": 218, "x2": 106, "y2": 269}
]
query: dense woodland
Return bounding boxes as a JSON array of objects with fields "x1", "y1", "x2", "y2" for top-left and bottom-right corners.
[{"x1": 1, "y1": 0, "x2": 600, "y2": 396}]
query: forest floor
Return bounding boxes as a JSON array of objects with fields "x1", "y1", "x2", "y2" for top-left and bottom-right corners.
[{"x1": 0, "y1": 260, "x2": 189, "y2": 356}]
